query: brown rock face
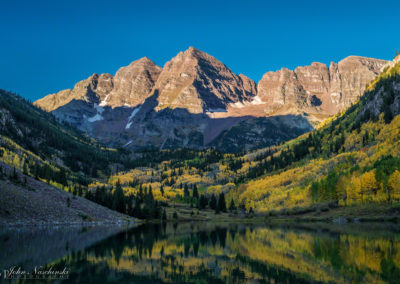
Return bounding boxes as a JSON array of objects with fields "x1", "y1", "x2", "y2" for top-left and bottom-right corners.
[
  {"x1": 154, "y1": 47, "x2": 256, "y2": 113},
  {"x1": 330, "y1": 56, "x2": 387, "y2": 110},
  {"x1": 106, "y1": 57, "x2": 162, "y2": 107},
  {"x1": 258, "y1": 56, "x2": 387, "y2": 116},
  {"x1": 257, "y1": 68, "x2": 307, "y2": 114},
  {"x1": 34, "y1": 57, "x2": 161, "y2": 111},
  {"x1": 239, "y1": 74, "x2": 257, "y2": 97},
  {"x1": 34, "y1": 73, "x2": 114, "y2": 112}
]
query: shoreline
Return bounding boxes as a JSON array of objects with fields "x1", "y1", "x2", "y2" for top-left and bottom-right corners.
[{"x1": 0, "y1": 219, "x2": 142, "y2": 228}]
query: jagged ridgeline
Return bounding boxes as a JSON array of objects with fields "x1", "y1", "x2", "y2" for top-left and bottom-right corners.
[
  {"x1": 0, "y1": 89, "x2": 125, "y2": 184},
  {"x1": 34, "y1": 47, "x2": 387, "y2": 153}
]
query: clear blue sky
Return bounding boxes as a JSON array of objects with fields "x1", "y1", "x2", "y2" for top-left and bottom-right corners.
[{"x1": 1, "y1": 0, "x2": 399, "y2": 101}]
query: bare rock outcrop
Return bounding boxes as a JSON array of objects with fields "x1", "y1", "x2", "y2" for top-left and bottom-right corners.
[
  {"x1": 154, "y1": 47, "x2": 256, "y2": 113},
  {"x1": 106, "y1": 57, "x2": 162, "y2": 107},
  {"x1": 35, "y1": 73, "x2": 113, "y2": 112},
  {"x1": 258, "y1": 56, "x2": 387, "y2": 116},
  {"x1": 34, "y1": 58, "x2": 161, "y2": 111}
]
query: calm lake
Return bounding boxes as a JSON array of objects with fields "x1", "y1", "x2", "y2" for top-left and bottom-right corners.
[{"x1": 1, "y1": 222, "x2": 400, "y2": 283}]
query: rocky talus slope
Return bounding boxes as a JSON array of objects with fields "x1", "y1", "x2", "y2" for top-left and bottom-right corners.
[{"x1": 0, "y1": 162, "x2": 136, "y2": 225}]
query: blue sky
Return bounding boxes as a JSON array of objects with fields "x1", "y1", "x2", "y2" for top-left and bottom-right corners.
[{"x1": 1, "y1": 0, "x2": 399, "y2": 101}]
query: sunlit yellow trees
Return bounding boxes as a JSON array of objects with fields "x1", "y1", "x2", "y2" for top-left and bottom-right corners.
[
  {"x1": 346, "y1": 177, "x2": 362, "y2": 205},
  {"x1": 388, "y1": 170, "x2": 400, "y2": 201},
  {"x1": 360, "y1": 171, "x2": 378, "y2": 203},
  {"x1": 336, "y1": 175, "x2": 349, "y2": 206}
]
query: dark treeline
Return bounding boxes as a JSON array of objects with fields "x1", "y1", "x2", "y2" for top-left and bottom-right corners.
[
  {"x1": 177, "y1": 184, "x2": 243, "y2": 214},
  {"x1": 76, "y1": 180, "x2": 164, "y2": 220},
  {"x1": 124, "y1": 147, "x2": 224, "y2": 171}
]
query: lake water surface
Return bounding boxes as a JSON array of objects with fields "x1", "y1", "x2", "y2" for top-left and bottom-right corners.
[{"x1": 1, "y1": 222, "x2": 400, "y2": 283}]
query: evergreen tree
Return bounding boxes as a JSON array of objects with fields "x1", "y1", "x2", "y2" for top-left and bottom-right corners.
[
  {"x1": 138, "y1": 184, "x2": 143, "y2": 199},
  {"x1": 11, "y1": 167, "x2": 18, "y2": 181},
  {"x1": 112, "y1": 180, "x2": 126, "y2": 213},
  {"x1": 85, "y1": 189, "x2": 93, "y2": 200},
  {"x1": 153, "y1": 203, "x2": 162, "y2": 219},
  {"x1": 192, "y1": 184, "x2": 199, "y2": 199},
  {"x1": 162, "y1": 208, "x2": 167, "y2": 222},
  {"x1": 58, "y1": 168, "x2": 68, "y2": 186},
  {"x1": 23, "y1": 161, "x2": 28, "y2": 175},
  {"x1": 229, "y1": 199, "x2": 236, "y2": 212},
  {"x1": 183, "y1": 184, "x2": 190, "y2": 200},
  {"x1": 217, "y1": 192, "x2": 227, "y2": 213},
  {"x1": 209, "y1": 193, "x2": 217, "y2": 210},
  {"x1": 199, "y1": 194, "x2": 208, "y2": 209},
  {"x1": 34, "y1": 164, "x2": 40, "y2": 180}
]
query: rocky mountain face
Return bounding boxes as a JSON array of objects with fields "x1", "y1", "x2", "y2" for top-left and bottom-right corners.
[
  {"x1": 34, "y1": 47, "x2": 388, "y2": 152},
  {"x1": 154, "y1": 47, "x2": 256, "y2": 113},
  {"x1": 258, "y1": 56, "x2": 388, "y2": 116},
  {"x1": 35, "y1": 57, "x2": 161, "y2": 111},
  {"x1": 107, "y1": 57, "x2": 162, "y2": 107}
]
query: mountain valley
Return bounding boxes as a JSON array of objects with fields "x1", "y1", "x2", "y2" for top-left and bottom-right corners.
[{"x1": 1, "y1": 50, "x2": 399, "y2": 225}]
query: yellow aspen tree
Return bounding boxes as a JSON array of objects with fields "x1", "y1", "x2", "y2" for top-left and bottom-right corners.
[
  {"x1": 388, "y1": 170, "x2": 400, "y2": 201},
  {"x1": 360, "y1": 171, "x2": 378, "y2": 203},
  {"x1": 354, "y1": 176, "x2": 363, "y2": 204},
  {"x1": 336, "y1": 175, "x2": 349, "y2": 206},
  {"x1": 12, "y1": 154, "x2": 20, "y2": 168},
  {"x1": 373, "y1": 183, "x2": 387, "y2": 203},
  {"x1": 346, "y1": 176, "x2": 362, "y2": 205}
]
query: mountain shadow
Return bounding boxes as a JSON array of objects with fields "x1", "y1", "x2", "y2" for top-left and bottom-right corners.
[{"x1": 50, "y1": 90, "x2": 313, "y2": 153}]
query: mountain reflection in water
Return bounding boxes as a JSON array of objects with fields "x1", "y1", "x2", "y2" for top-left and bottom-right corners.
[{"x1": 1, "y1": 222, "x2": 400, "y2": 283}]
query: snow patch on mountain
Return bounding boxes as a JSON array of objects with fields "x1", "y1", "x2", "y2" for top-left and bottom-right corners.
[
  {"x1": 231, "y1": 96, "x2": 264, "y2": 108},
  {"x1": 99, "y1": 94, "x2": 110, "y2": 107},
  {"x1": 88, "y1": 113, "x2": 104, "y2": 122},
  {"x1": 88, "y1": 104, "x2": 105, "y2": 122},
  {"x1": 94, "y1": 104, "x2": 105, "y2": 114},
  {"x1": 125, "y1": 106, "x2": 141, "y2": 129},
  {"x1": 123, "y1": 140, "x2": 133, "y2": 147},
  {"x1": 250, "y1": 95, "x2": 264, "y2": 105}
]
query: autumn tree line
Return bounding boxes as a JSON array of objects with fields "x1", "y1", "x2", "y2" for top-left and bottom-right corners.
[{"x1": 311, "y1": 155, "x2": 400, "y2": 205}]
